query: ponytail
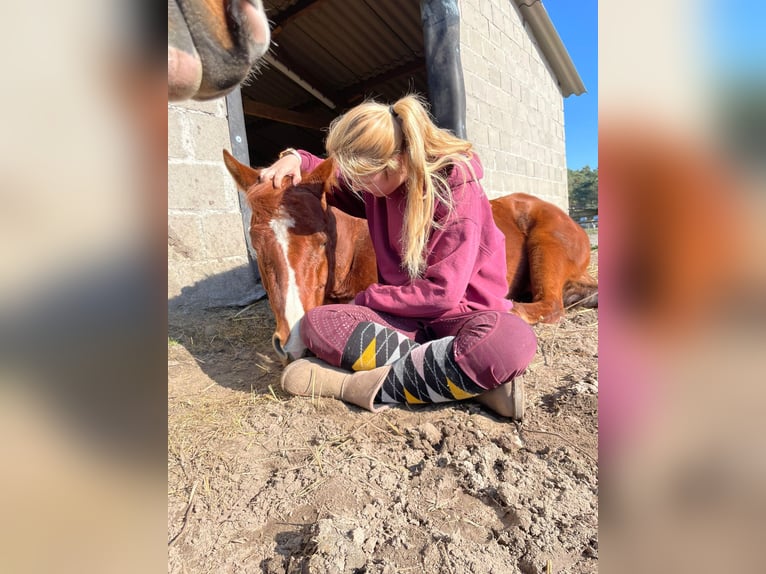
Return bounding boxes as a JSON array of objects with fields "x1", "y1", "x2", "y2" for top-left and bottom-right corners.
[
  {"x1": 327, "y1": 93, "x2": 475, "y2": 280},
  {"x1": 392, "y1": 94, "x2": 475, "y2": 278}
]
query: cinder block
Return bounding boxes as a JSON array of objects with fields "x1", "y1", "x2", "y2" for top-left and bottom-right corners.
[
  {"x1": 474, "y1": 54, "x2": 489, "y2": 84},
  {"x1": 479, "y1": 0, "x2": 492, "y2": 19},
  {"x1": 188, "y1": 113, "x2": 232, "y2": 162},
  {"x1": 499, "y1": 129, "x2": 514, "y2": 152},
  {"x1": 486, "y1": 85, "x2": 502, "y2": 108},
  {"x1": 491, "y1": 1, "x2": 508, "y2": 23},
  {"x1": 473, "y1": 78, "x2": 488, "y2": 104},
  {"x1": 488, "y1": 128, "x2": 500, "y2": 151},
  {"x1": 168, "y1": 214, "x2": 205, "y2": 261},
  {"x1": 461, "y1": 1, "x2": 480, "y2": 28},
  {"x1": 168, "y1": 107, "x2": 189, "y2": 160},
  {"x1": 168, "y1": 163, "x2": 235, "y2": 211},
  {"x1": 509, "y1": 173, "x2": 526, "y2": 194},
  {"x1": 477, "y1": 100, "x2": 490, "y2": 122},
  {"x1": 202, "y1": 212, "x2": 248, "y2": 259},
  {"x1": 473, "y1": 124, "x2": 489, "y2": 146},
  {"x1": 171, "y1": 98, "x2": 225, "y2": 117},
  {"x1": 487, "y1": 67, "x2": 502, "y2": 90},
  {"x1": 460, "y1": 0, "x2": 570, "y2": 208}
]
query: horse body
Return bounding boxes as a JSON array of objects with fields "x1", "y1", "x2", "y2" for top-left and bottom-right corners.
[
  {"x1": 493, "y1": 193, "x2": 598, "y2": 324},
  {"x1": 169, "y1": 0, "x2": 270, "y2": 101},
  {"x1": 223, "y1": 151, "x2": 597, "y2": 363}
]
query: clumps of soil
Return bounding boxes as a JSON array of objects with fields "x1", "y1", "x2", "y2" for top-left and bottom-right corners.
[{"x1": 169, "y1": 251, "x2": 598, "y2": 572}]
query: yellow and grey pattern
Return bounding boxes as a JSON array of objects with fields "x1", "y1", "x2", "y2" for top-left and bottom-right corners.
[
  {"x1": 379, "y1": 336, "x2": 486, "y2": 405},
  {"x1": 340, "y1": 321, "x2": 418, "y2": 372},
  {"x1": 339, "y1": 322, "x2": 485, "y2": 405}
]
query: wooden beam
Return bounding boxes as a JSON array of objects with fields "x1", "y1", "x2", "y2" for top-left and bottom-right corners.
[{"x1": 241, "y1": 99, "x2": 333, "y2": 130}]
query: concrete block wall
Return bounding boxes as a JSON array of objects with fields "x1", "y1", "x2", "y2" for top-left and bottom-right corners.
[
  {"x1": 168, "y1": 99, "x2": 256, "y2": 310},
  {"x1": 459, "y1": 0, "x2": 568, "y2": 210}
]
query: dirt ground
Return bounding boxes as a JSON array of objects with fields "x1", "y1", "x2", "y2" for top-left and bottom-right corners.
[{"x1": 168, "y1": 254, "x2": 598, "y2": 574}]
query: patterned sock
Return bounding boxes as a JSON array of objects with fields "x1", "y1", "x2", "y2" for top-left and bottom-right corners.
[
  {"x1": 339, "y1": 321, "x2": 419, "y2": 372},
  {"x1": 377, "y1": 336, "x2": 486, "y2": 404}
]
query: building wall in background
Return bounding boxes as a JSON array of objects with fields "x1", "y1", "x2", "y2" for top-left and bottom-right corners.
[
  {"x1": 167, "y1": 99, "x2": 255, "y2": 310},
  {"x1": 460, "y1": 0, "x2": 568, "y2": 209}
]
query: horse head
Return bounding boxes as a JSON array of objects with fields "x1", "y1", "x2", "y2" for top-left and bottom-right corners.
[
  {"x1": 223, "y1": 150, "x2": 375, "y2": 363},
  {"x1": 169, "y1": 0, "x2": 270, "y2": 101}
]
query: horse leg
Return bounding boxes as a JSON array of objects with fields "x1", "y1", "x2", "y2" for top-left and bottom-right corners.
[
  {"x1": 502, "y1": 224, "x2": 528, "y2": 297},
  {"x1": 563, "y1": 272, "x2": 599, "y2": 308},
  {"x1": 510, "y1": 238, "x2": 569, "y2": 324}
]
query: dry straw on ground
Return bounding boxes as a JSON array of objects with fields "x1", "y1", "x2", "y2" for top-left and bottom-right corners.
[{"x1": 168, "y1": 248, "x2": 599, "y2": 573}]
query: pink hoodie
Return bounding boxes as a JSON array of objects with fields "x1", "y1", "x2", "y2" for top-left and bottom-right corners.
[{"x1": 298, "y1": 150, "x2": 512, "y2": 319}]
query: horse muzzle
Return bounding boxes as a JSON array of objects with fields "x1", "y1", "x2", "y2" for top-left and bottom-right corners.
[
  {"x1": 272, "y1": 331, "x2": 309, "y2": 365},
  {"x1": 169, "y1": 0, "x2": 270, "y2": 101}
]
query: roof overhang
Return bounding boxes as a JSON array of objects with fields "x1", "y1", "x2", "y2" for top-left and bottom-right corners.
[{"x1": 513, "y1": 0, "x2": 586, "y2": 97}]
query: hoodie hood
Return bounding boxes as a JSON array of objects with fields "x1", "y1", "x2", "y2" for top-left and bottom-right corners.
[{"x1": 447, "y1": 153, "x2": 484, "y2": 187}]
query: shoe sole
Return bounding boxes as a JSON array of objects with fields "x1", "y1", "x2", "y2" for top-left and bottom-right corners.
[{"x1": 512, "y1": 377, "x2": 525, "y2": 421}]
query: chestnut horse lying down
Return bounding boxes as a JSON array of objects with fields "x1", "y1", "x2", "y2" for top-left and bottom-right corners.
[
  {"x1": 223, "y1": 150, "x2": 598, "y2": 363},
  {"x1": 169, "y1": 0, "x2": 270, "y2": 101}
]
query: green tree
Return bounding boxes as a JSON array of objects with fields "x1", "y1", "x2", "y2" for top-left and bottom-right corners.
[{"x1": 568, "y1": 166, "x2": 598, "y2": 212}]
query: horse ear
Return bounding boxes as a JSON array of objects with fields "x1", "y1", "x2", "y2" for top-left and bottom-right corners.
[
  {"x1": 304, "y1": 158, "x2": 336, "y2": 185},
  {"x1": 305, "y1": 158, "x2": 336, "y2": 198},
  {"x1": 303, "y1": 158, "x2": 336, "y2": 210},
  {"x1": 222, "y1": 149, "x2": 261, "y2": 191}
]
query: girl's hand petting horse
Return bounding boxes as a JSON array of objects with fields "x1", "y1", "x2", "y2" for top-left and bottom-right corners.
[{"x1": 260, "y1": 150, "x2": 302, "y2": 188}]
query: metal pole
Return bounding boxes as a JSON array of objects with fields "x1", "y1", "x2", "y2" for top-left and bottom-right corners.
[
  {"x1": 226, "y1": 87, "x2": 266, "y2": 303},
  {"x1": 420, "y1": 0, "x2": 467, "y2": 138}
]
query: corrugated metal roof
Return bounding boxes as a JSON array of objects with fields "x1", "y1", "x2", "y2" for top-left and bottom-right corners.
[
  {"x1": 242, "y1": 0, "x2": 583, "y2": 165},
  {"x1": 243, "y1": 0, "x2": 428, "y2": 163},
  {"x1": 253, "y1": 0, "x2": 425, "y2": 107}
]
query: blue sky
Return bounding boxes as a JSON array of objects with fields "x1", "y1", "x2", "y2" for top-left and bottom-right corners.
[
  {"x1": 542, "y1": 0, "x2": 598, "y2": 170},
  {"x1": 707, "y1": 0, "x2": 766, "y2": 74}
]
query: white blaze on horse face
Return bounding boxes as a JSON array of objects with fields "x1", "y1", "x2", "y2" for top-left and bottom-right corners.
[{"x1": 269, "y1": 211, "x2": 308, "y2": 359}]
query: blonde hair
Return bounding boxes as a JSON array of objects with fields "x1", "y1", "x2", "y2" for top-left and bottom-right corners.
[{"x1": 326, "y1": 94, "x2": 474, "y2": 280}]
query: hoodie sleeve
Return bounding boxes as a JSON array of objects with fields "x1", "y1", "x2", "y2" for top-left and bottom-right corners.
[
  {"x1": 354, "y1": 204, "x2": 484, "y2": 318},
  {"x1": 297, "y1": 150, "x2": 366, "y2": 219},
  {"x1": 296, "y1": 149, "x2": 325, "y2": 173}
]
